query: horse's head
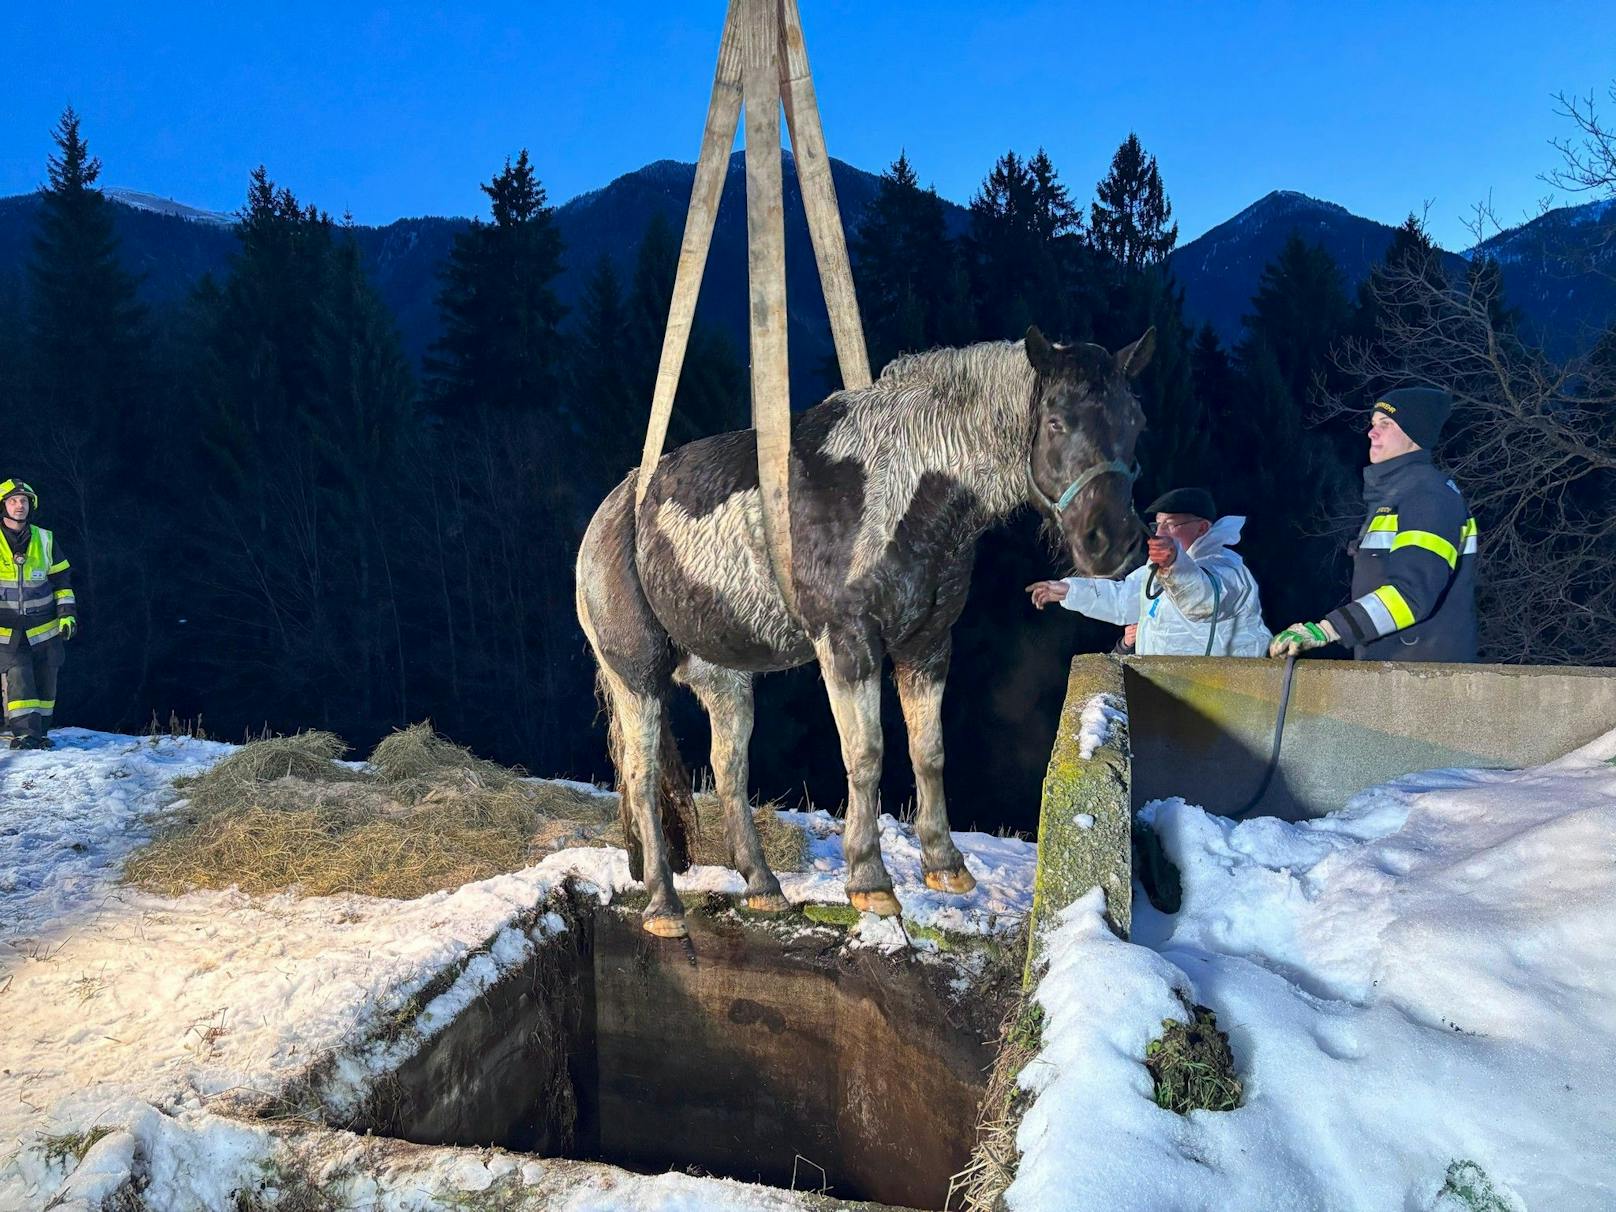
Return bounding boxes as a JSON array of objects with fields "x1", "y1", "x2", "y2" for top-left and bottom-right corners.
[{"x1": 1025, "y1": 326, "x2": 1153, "y2": 577}]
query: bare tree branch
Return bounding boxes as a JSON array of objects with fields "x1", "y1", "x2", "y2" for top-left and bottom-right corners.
[
  {"x1": 1323, "y1": 260, "x2": 1616, "y2": 664},
  {"x1": 1545, "y1": 86, "x2": 1616, "y2": 196}
]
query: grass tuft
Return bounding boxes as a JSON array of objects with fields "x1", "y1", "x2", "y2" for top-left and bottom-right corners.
[
  {"x1": 1145, "y1": 1002, "x2": 1242, "y2": 1114},
  {"x1": 948, "y1": 981, "x2": 1042, "y2": 1212},
  {"x1": 39, "y1": 1126, "x2": 114, "y2": 1168},
  {"x1": 1435, "y1": 1160, "x2": 1521, "y2": 1212}
]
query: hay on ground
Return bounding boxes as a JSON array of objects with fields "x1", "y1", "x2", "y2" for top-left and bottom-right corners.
[
  {"x1": 126, "y1": 725, "x2": 612, "y2": 900},
  {"x1": 172, "y1": 731, "x2": 360, "y2": 801},
  {"x1": 369, "y1": 722, "x2": 522, "y2": 790},
  {"x1": 575, "y1": 791, "x2": 809, "y2": 875},
  {"x1": 688, "y1": 793, "x2": 810, "y2": 873}
]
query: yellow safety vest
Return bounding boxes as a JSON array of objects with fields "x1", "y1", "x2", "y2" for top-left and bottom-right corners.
[{"x1": 0, "y1": 526, "x2": 69, "y2": 645}]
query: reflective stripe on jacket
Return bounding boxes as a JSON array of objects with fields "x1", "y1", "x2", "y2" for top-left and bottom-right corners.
[
  {"x1": 1324, "y1": 451, "x2": 1477, "y2": 662},
  {"x1": 1059, "y1": 515, "x2": 1273, "y2": 656},
  {"x1": 0, "y1": 525, "x2": 73, "y2": 646}
]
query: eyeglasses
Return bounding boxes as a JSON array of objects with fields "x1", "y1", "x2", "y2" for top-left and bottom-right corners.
[{"x1": 1148, "y1": 518, "x2": 1199, "y2": 536}]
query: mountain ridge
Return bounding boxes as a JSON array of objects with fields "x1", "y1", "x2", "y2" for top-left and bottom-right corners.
[{"x1": 3, "y1": 162, "x2": 1612, "y2": 379}]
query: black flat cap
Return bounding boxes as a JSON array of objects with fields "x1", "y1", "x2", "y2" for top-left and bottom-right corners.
[{"x1": 1144, "y1": 487, "x2": 1217, "y2": 520}]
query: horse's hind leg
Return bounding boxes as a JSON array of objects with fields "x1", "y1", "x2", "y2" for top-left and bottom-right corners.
[
  {"x1": 894, "y1": 650, "x2": 975, "y2": 895},
  {"x1": 598, "y1": 665, "x2": 687, "y2": 937},
  {"x1": 577, "y1": 477, "x2": 688, "y2": 938},
  {"x1": 817, "y1": 634, "x2": 899, "y2": 917},
  {"x1": 678, "y1": 656, "x2": 788, "y2": 912}
]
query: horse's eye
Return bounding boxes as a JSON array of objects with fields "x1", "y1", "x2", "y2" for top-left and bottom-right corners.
[{"x1": 1045, "y1": 416, "x2": 1067, "y2": 435}]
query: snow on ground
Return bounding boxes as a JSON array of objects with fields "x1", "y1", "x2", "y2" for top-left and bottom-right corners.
[
  {"x1": 0, "y1": 729, "x2": 1032, "y2": 1209},
  {"x1": 1010, "y1": 727, "x2": 1616, "y2": 1212},
  {"x1": 19, "y1": 714, "x2": 1615, "y2": 1210}
]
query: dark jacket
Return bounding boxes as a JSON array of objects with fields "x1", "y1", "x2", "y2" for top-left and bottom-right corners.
[{"x1": 1324, "y1": 451, "x2": 1477, "y2": 662}]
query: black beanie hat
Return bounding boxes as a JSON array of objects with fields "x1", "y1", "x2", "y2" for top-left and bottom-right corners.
[
  {"x1": 1372, "y1": 386, "x2": 1452, "y2": 451},
  {"x1": 1144, "y1": 487, "x2": 1217, "y2": 521}
]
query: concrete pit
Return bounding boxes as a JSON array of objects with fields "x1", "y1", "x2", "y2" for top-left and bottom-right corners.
[{"x1": 353, "y1": 898, "x2": 997, "y2": 1210}]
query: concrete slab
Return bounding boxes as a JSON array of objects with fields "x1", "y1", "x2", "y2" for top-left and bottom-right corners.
[{"x1": 1125, "y1": 657, "x2": 1616, "y2": 821}]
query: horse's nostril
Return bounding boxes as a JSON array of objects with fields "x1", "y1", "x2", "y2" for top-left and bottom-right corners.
[{"x1": 1083, "y1": 525, "x2": 1107, "y2": 552}]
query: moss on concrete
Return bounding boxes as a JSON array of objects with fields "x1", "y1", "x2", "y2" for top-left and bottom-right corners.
[{"x1": 1023, "y1": 655, "x2": 1132, "y2": 987}]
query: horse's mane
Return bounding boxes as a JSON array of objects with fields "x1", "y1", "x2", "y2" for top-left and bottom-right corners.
[
  {"x1": 814, "y1": 340, "x2": 1039, "y2": 521},
  {"x1": 876, "y1": 340, "x2": 1031, "y2": 413}
]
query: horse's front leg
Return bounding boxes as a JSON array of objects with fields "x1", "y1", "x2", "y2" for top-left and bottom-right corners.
[
  {"x1": 895, "y1": 649, "x2": 975, "y2": 894},
  {"x1": 817, "y1": 633, "x2": 899, "y2": 916}
]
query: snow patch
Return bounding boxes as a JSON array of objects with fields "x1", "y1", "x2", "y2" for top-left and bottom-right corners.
[
  {"x1": 1009, "y1": 737, "x2": 1616, "y2": 1210},
  {"x1": 0, "y1": 729, "x2": 1033, "y2": 1209},
  {"x1": 1077, "y1": 692, "x2": 1126, "y2": 759}
]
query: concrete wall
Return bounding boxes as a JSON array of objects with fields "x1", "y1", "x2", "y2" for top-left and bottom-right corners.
[
  {"x1": 1126, "y1": 657, "x2": 1616, "y2": 821},
  {"x1": 1025, "y1": 656, "x2": 1133, "y2": 980},
  {"x1": 1022, "y1": 654, "x2": 1616, "y2": 981}
]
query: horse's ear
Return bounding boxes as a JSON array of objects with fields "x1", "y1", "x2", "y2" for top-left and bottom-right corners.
[
  {"x1": 1025, "y1": 326, "x2": 1055, "y2": 375},
  {"x1": 1117, "y1": 328, "x2": 1156, "y2": 378}
]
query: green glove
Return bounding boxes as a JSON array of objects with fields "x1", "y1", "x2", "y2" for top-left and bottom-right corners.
[
  {"x1": 1269, "y1": 620, "x2": 1333, "y2": 658},
  {"x1": 60, "y1": 615, "x2": 77, "y2": 641}
]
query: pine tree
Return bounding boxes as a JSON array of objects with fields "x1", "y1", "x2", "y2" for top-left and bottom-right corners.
[
  {"x1": 1027, "y1": 149, "x2": 1080, "y2": 243},
  {"x1": 25, "y1": 109, "x2": 149, "y2": 535},
  {"x1": 198, "y1": 168, "x2": 336, "y2": 505},
  {"x1": 1353, "y1": 213, "x2": 1449, "y2": 346},
  {"x1": 319, "y1": 229, "x2": 418, "y2": 728},
  {"x1": 184, "y1": 170, "x2": 425, "y2": 736},
  {"x1": 1242, "y1": 233, "x2": 1354, "y2": 405},
  {"x1": 1219, "y1": 234, "x2": 1362, "y2": 627},
  {"x1": 1190, "y1": 323, "x2": 1236, "y2": 420},
  {"x1": 571, "y1": 253, "x2": 641, "y2": 479},
  {"x1": 625, "y1": 211, "x2": 743, "y2": 445},
  {"x1": 851, "y1": 152, "x2": 955, "y2": 368},
  {"x1": 425, "y1": 150, "x2": 566, "y2": 418},
  {"x1": 23, "y1": 107, "x2": 153, "y2": 722},
  {"x1": 1463, "y1": 255, "x2": 1521, "y2": 335},
  {"x1": 968, "y1": 148, "x2": 1081, "y2": 338},
  {"x1": 1123, "y1": 269, "x2": 1208, "y2": 496},
  {"x1": 1089, "y1": 133, "x2": 1179, "y2": 271}
]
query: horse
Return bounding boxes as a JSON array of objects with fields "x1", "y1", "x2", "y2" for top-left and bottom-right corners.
[{"x1": 576, "y1": 326, "x2": 1154, "y2": 937}]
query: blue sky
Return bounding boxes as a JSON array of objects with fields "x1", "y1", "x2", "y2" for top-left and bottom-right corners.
[{"x1": 6, "y1": 1, "x2": 1613, "y2": 249}]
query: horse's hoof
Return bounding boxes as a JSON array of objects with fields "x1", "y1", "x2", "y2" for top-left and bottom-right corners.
[
  {"x1": 925, "y1": 866, "x2": 977, "y2": 894},
  {"x1": 849, "y1": 889, "x2": 902, "y2": 917},
  {"x1": 744, "y1": 892, "x2": 791, "y2": 914},
  {"x1": 642, "y1": 914, "x2": 689, "y2": 939}
]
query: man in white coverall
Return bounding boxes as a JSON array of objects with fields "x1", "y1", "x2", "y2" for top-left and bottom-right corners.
[{"x1": 1026, "y1": 488, "x2": 1271, "y2": 656}]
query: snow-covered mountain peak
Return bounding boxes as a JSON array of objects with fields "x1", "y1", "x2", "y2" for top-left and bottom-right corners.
[{"x1": 104, "y1": 187, "x2": 234, "y2": 226}]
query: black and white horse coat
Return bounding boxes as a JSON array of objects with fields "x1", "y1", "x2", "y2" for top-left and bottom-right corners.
[{"x1": 576, "y1": 330, "x2": 1153, "y2": 935}]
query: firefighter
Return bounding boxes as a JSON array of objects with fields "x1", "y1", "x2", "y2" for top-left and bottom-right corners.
[
  {"x1": 1269, "y1": 387, "x2": 1477, "y2": 661},
  {"x1": 0, "y1": 479, "x2": 75, "y2": 749}
]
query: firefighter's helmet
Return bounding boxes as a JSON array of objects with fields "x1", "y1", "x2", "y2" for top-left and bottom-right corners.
[{"x1": 0, "y1": 479, "x2": 38, "y2": 511}]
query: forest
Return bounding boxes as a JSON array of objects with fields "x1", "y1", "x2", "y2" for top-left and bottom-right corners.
[{"x1": 4, "y1": 107, "x2": 1611, "y2": 832}]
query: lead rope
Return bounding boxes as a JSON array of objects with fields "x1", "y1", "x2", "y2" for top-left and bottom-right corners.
[
  {"x1": 1230, "y1": 655, "x2": 1298, "y2": 820},
  {"x1": 1142, "y1": 562, "x2": 1220, "y2": 655},
  {"x1": 1143, "y1": 563, "x2": 1292, "y2": 818}
]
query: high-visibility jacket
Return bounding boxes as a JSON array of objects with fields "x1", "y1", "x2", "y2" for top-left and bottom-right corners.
[
  {"x1": 1059, "y1": 516, "x2": 1273, "y2": 656},
  {"x1": 1324, "y1": 451, "x2": 1477, "y2": 662},
  {"x1": 0, "y1": 525, "x2": 75, "y2": 647}
]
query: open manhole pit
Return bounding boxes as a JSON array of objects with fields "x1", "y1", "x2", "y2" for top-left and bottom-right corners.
[{"x1": 344, "y1": 894, "x2": 1000, "y2": 1210}]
